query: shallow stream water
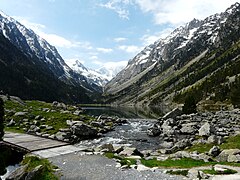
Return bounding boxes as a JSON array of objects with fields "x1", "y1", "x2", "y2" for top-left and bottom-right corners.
[{"x1": 77, "y1": 106, "x2": 164, "y2": 151}]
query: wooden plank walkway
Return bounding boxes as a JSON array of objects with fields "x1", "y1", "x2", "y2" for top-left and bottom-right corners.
[
  {"x1": 3, "y1": 132, "x2": 89, "y2": 158},
  {"x1": 4, "y1": 132, "x2": 69, "y2": 152}
]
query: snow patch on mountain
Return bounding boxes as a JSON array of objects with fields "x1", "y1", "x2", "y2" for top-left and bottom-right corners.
[
  {"x1": 70, "y1": 60, "x2": 127, "y2": 86},
  {"x1": 105, "y1": 2, "x2": 240, "y2": 95}
]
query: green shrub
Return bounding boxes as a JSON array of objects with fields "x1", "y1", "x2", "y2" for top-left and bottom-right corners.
[
  {"x1": 22, "y1": 155, "x2": 58, "y2": 180},
  {"x1": 166, "y1": 170, "x2": 188, "y2": 176},
  {"x1": 203, "y1": 168, "x2": 237, "y2": 175}
]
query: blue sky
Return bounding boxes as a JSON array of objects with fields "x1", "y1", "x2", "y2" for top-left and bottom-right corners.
[{"x1": 0, "y1": 0, "x2": 239, "y2": 69}]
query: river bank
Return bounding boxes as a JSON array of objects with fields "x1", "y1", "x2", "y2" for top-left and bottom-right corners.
[{"x1": 3, "y1": 96, "x2": 240, "y2": 179}]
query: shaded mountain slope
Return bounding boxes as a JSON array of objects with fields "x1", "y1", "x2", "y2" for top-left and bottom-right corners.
[{"x1": 104, "y1": 3, "x2": 240, "y2": 108}]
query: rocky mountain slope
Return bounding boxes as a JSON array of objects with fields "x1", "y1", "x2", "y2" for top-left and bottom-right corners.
[
  {"x1": 0, "y1": 12, "x2": 102, "y2": 103},
  {"x1": 71, "y1": 60, "x2": 126, "y2": 87},
  {"x1": 104, "y1": 3, "x2": 240, "y2": 108},
  {"x1": 71, "y1": 60, "x2": 109, "y2": 87}
]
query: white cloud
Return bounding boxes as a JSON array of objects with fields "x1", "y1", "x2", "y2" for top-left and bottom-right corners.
[
  {"x1": 99, "y1": 0, "x2": 134, "y2": 19},
  {"x1": 101, "y1": 61, "x2": 128, "y2": 71},
  {"x1": 118, "y1": 45, "x2": 142, "y2": 53},
  {"x1": 135, "y1": 0, "x2": 239, "y2": 25},
  {"x1": 96, "y1": 47, "x2": 113, "y2": 53},
  {"x1": 93, "y1": 60, "x2": 103, "y2": 65},
  {"x1": 114, "y1": 37, "x2": 127, "y2": 42},
  {"x1": 90, "y1": 55, "x2": 98, "y2": 60},
  {"x1": 15, "y1": 17, "x2": 93, "y2": 49},
  {"x1": 141, "y1": 28, "x2": 174, "y2": 45},
  {"x1": 92, "y1": 59, "x2": 127, "y2": 69}
]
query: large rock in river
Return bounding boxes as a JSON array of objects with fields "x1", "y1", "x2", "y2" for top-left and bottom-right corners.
[{"x1": 71, "y1": 122, "x2": 98, "y2": 138}]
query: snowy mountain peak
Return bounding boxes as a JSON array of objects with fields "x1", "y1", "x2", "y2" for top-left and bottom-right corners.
[
  {"x1": 70, "y1": 59, "x2": 126, "y2": 87},
  {"x1": 226, "y1": 2, "x2": 240, "y2": 14},
  {"x1": 0, "y1": 10, "x2": 103, "y2": 93},
  {"x1": 72, "y1": 60, "x2": 88, "y2": 72},
  {"x1": 71, "y1": 60, "x2": 108, "y2": 87},
  {"x1": 185, "y1": 18, "x2": 202, "y2": 30},
  {"x1": 105, "y1": 2, "x2": 240, "y2": 95}
]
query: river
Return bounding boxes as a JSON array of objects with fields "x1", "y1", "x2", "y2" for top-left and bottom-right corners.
[
  {"x1": 77, "y1": 106, "x2": 165, "y2": 151},
  {"x1": 81, "y1": 105, "x2": 170, "y2": 119}
]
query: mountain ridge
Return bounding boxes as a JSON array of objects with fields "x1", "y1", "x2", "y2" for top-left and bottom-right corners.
[
  {"x1": 0, "y1": 11, "x2": 105, "y2": 92},
  {"x1": 104, "y1": 2, "x2": 240, "y2": 108},
  {"x1": 0, "y1": 11, "x2": 103, "y2": 103}
]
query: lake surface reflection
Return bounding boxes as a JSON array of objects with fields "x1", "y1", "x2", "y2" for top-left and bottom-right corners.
[{"x1": 82, "y1": 105, "x2": 170, "y2": 119}]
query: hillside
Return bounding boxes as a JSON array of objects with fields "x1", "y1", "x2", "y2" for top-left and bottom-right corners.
[
  {"x1": 104, "y1": 3, "x2": 240, "y2": 108},
  {"x1": 0, "y1": 33, "x2": 95, "y2": 103},
  {"x1": 0, "y1": 11, "x2": 103, "y2": 103}
]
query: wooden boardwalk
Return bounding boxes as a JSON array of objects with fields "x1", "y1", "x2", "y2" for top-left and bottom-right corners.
[{"x1": 3, "y1": 132, "x2": 87, "y2": 158}]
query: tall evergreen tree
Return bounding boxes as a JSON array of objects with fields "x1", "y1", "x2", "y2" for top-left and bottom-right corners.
[
  {"x1": 230, "y1": 87, "x2": 240, "y2": 108},
  {"x1": 182, "y1": 95, "x2": 197, "y2": 114},
  {"x1": 0, "y1": 98, "x2": 4, "y2": 140}
]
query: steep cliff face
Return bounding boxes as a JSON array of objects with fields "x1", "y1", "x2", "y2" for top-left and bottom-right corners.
[
  {"x1": 105, "y1": 3, "x2": 240, "y2": 107},
  {"x1": 0, "y1": 11, "x2": 102, "y2": 103}
]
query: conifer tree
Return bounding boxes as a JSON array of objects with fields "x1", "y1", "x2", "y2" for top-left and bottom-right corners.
[
  {"x1": 0, "y1": 98, "x2": 4, "y2": 140},
  {"x1": 182, "y1": 95, "x2": 197, "y2": 114}
]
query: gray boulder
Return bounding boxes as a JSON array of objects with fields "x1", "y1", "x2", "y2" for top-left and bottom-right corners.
[
  {"x1": 73, "y1": 110, "x2": 82, "y2": 116},
  {"x1": 14, "y1": 112, "x2": 27, "y2": 117},
  {"x1": 46, "y1": 126, "x2": 54, "y2": 130},
  {"x1": 28, "y1": 125, "x2": 40, "y2": 133},
  {"x1": 160, "y1": 141, "x2": 174, "y2": 149},
  {"x1": 119, "y1": 147, "x2": 143, "y2": 157},
  {"x1": 198, "y1": 122, "x2": 215, "y2": 136},
  {"x1": 6, "y1": 164, "x2": 28, "y2": 180},
  {"x1": 90, "y1": 121, "x2": 104, "y2": 128},
  {"x1": 216, "y1": 149, "x2": 240, "y2": 162},
  {"x1": 187, "y1": 169, "x2": 199, "y2": 180},
  {"x1": 25, "y1": 165, "x2": 44, "y2": 180},
  {"x1": 209, "y1": 146, "x2": 221, "y2": 157},
  {"x1": 55, "y1": 131, "x2": 71, "y2": 141},
  {"x1": 228, "y1": 154, "x2": 240, "y2": 163},
  {"x1": 35, "y1": 115, "x2": 43, "y2": 120},
  {"x1": 169, "y1": 151, "x2": 191, "y2": 159},
  {"x1": 162, "y1": 108, "x2": 182, "y2": 120},
  {"x1": 71, "y1": 122, "x2": 98, "y2": 137},
  {"x1": 99, "y1": 144, "x2": 114, "y2": 153},
  {"x1": 180, "y1": 122, "x2": 197, "y2": 135},
  {"x1": 170, "y1": 139, "x2": 192, "y2": 153},
  {"x1": 147, "y1": 124, "x2": 161, "y2": 137},
  {"x1": 207, "y1": 135, "x2": 224, "y2": 145},
  {"x1": 7, "y1": 119, "x2": 16, "y2": 126}
]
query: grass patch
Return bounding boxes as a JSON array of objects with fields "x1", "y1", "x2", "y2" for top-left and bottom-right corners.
[
  {"x1": 141, "y1": 157, "x2": 240, "y2": 169},
  {"x1": 104, "y1": 152, "x2": 137, "y2": 167},
  {"x1": 203, "y1": 168, "x2": 237, "y2": 175},
  {"x1": 5, "y1": 127, "x2": 24, "y2": 133},
  {"x1": 220, "y1": 134, "x2": 240, "y2": 150},
  {"x1": 21, "y1": 155, "x2": 58, "y2": 180},
  {"x1": 187, "y1": 134, "x2": 240, "y2": 154},
  {"x1": 166, "y1": 170, "x2": 188, "y2": 176},
  {"x1": 187, "y1": 143, "x2": 214, "y2": 153},
  {"x1": 141, "y1": 158, "x2": 216, "y2": 168},
  {"x1": 4, "y1": 99, "x2": 95, "y2": 134}
]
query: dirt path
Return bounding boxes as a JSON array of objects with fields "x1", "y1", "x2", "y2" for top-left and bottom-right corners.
[{"x1": 49, "y1": 152, "x2": 183, "y2": 180}]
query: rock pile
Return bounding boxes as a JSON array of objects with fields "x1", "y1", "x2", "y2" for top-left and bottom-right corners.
[
  {"x1": 148, "y1": 108, "x2": 240, "y2": 153},
  {"x1": 4, "y1": 100, "x2": 127, "y2": 143},
  {"x1": 53, "y1": 116, "x2": 127, "y2": 143}
]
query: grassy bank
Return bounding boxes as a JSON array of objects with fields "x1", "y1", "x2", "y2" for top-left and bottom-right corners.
[{"x1": 4, "y1": 99, "x2": 95, "y2": 135}]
